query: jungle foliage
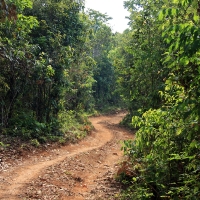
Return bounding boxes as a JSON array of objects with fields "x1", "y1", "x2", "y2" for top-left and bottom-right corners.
[
  {"x1": 87, "y1": 9, "x2": 122, "y2": 110},
  {"x1": 1, "y1": 0, "x2": 200, "y2": 198},
  {"x1": 110, "y1": 0, "x2": 200, "y2": 199},
  {"x1": 0, "y1": 0, "x2": 120, "y2": 144}
]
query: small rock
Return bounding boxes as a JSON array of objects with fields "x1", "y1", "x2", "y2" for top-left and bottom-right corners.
[{"x1": 37, "y1": 190, "x2": 42, "y2": 195}]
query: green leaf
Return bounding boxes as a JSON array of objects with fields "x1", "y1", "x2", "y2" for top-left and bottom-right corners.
[
  {"x1": 193, "y1": 15, "x2": 199, "y2": 23},
  {"x1": 180, "y1": 57, "x2": 189, "y2": 65},
  {"x1": 189, "y1": 140, "x2": 198, "y2": 149},
  {"x1": 158, "y1": 11, "x2": 164, "y2": 20},
  {"x1": 176, "y1": 128, "x2": 182, "y2": 135},
  {"x1": 132, "y1": 177, "x2": 137, "y2": 182}
]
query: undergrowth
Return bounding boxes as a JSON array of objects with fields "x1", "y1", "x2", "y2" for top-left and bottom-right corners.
[{"x1": 0, "y1": 110, "x2": 93, "y2": 148}]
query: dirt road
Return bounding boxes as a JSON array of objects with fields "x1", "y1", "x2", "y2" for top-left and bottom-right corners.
[{"x1": 0, "y1": 112, "x2": 134, "y2": 200}]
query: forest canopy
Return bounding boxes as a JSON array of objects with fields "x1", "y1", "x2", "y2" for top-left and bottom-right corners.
[{"x1": 0, "y1": 0, "x2": 120, "y2": 143}]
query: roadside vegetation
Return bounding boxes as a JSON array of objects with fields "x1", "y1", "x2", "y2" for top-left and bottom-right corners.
[
  {"x1": 112, "y1": 0, "x2": 200, "y2": 199},
  {"x1": 0, "y1": 0, "x2": 123, "y2": 148},
  {"x1": 1, "y1": 0, "x2": 200, "y2": 199}
]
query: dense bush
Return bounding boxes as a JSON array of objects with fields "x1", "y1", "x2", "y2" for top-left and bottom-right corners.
[{"x1": 114, "y1": 0, "x2": 200, "y2": 199}]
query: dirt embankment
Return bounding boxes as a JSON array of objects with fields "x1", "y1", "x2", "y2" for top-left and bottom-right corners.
[{"x1": 0, "y1": 112, "x2": 134, "y2": 200}]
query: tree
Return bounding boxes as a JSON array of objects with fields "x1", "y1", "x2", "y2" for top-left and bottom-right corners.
[
  {"x1": 0, "y1": 0, "x2": 95, "y2": 140},
  {"x1": 110, "y1": 0, "x2": 167, "y2": 123},
  {"x1": 25, "y1": 0, "x2": 95, "y2": 116},
  {"x1": 121, "y1": 0, "x2": 200, "y2": 199},
  {"x1": 0, "y1": 0, "x2": 38, "y2": 128},
  {"x1": 87, "y1": 9, "x2": 121, "y2": 109}
]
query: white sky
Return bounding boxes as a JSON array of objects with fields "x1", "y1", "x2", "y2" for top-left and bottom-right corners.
[{"x1": 84, "y1": 0, "x2": 130, "y2": 33}]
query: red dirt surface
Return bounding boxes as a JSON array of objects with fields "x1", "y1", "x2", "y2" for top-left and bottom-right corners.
[{"x1": 0, "y1": 112, "x2": 134, "y2": 200}]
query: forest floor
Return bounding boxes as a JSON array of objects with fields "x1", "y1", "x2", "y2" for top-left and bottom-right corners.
[{"x1": 0, "y1": 112, "x2": 134, "y2": 200}]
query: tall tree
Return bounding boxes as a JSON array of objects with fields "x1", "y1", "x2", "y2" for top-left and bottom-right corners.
[
  {"x1": 87, "y1": 9, "x2": 120, "y2": 109},
  {"x1": 0, "y1": 0, "x2": 38, "y2": 128},
  {"x1": 121, "y1": 0, "x2": 200, "y2": 199},
  {"x1": 110, "y1": 0, "x2": 167, "y2": 120},
  {"x1": 0, "y1": 0, "x2": 95, "y2": 140}
]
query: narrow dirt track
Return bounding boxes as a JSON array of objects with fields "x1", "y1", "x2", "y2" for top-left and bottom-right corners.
[{"x1": 0, "y1": 112, "x2": 134, "y2": 200}]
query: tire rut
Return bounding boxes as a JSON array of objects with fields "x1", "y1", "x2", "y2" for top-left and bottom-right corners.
[{"x1": 0, "y1": 112, "x2": 133, "y2": 200}]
